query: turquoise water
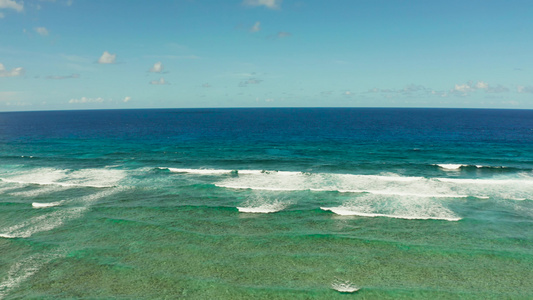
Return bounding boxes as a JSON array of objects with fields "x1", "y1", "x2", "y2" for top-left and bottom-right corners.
[{"x1": 1, "y1": 108, "x2": 532, "y2": 299}]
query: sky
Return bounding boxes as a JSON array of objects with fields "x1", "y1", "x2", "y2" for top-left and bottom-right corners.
[{"x1": 1, "y1": 0, "x2": 532, "y2": 111}]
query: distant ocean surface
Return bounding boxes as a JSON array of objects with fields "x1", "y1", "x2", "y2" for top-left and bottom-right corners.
[{"x1": 0, "y1": 108, "x2": 532, "y2": 299}]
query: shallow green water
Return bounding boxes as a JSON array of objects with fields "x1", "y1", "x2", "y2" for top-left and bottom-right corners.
[{"x1": 1, "y1": 108, "x2": 533, "y2": 298}]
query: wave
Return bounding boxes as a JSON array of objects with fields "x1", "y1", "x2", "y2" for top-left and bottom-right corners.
[
  {"x1": 32, "y1": 201, "x2": 64, "y2": 208},
  {"x1": 0, "y1": 189, "x2": 120, "y2": 239},
  {"x1": 0, "y1": 168, "x2": 125, "y2": 189},
  {"x1": 161, "y1": 167, "x2": 533, "y2": 201},
  {"x1": 331, "y1": 278, "x2": 360, "y2": 293},
  {"x1": 237, "y1": 206, "x2": 284, "y2": 213},
  {"x1": 320, "y1": 193, "x2": 462, "y2": 221},
  {"x1": 215, "y1": 172, "x2": 468, "y2": 199},
  {"x1": 435, "y1": 164, "x2": 514, "y2": 171},
  {"x1": 218, "y1": 184, "x2": 471, "y2": 198},
  {"x1": 162, "y1": 167, "x2": 237, "y2": 175},
  {"x1": 321, "y1": 207, "x2": 461, "y2": 221},
  {"x1": 436, "y1": 164, "x2": 467, "y2": 170},
  {"x1": 160, "y1": 167, "x2": 301, "y2": 176}
]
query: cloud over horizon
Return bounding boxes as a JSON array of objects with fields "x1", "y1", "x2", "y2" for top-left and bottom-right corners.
[
  {"x1": 34, "y1": 27, "x2": 49, "y2": 36},
  {"x1": 69, "y1": 97, "x2": 104, "y2": 104},
  {"x1": 0, "y1": 63, "x2": 24, "y2": 77},
  {"x1": 149, "y1": 62, "x2": 164, "y2": 73},
  {"x1": 149, "y1": 77, "x2": 169, "y2": 85},
  {"x1": 0, "y1": 0, "x2": 24, "y2": 13},
  {"x1": 97, "y1": 51, "x2": 116, "y2": 64}
]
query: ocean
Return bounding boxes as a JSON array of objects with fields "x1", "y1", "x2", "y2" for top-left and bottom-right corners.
[{"x1": 0, "y1": 108, "x2": 532, "y2": 299}]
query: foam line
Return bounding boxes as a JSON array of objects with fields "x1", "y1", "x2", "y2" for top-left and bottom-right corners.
[
  {"x1": 0, "y1": 168, "x2": 125, "y2": 189},
  {"x1": 436, "y1": 178, "x2": 533, "y2": 185},
  {"x1": 0, "y1": 250, "x2": 63, "y2": 299},
  {"x1": 321, "y1": 207, "x2": 461, "y2": 221},
  {"x1": 435, "y1": 164, "x2": 468, "y2": 170},
  {"x1": 331, "y1": 278, "x2": 360, "y2": 293},
  {"x1": 217, "y1": 184, "x2": 468, "y2": 198},
  {"x1": 161, "y1": 167, "x2": 300, "y2": 175},
  {"x1": 237, "y1": 206, "x2": 283, "y2": 213},
  {"x1": 0, "y1": 208, "x2": 85, "y2": 239},
  {"x1": 32, "y1": 201, "x2": 64, "y2": 208},
  {"x1": 216, "y1": 184, "x2": 302, "y2": 192},
  {"x1": 9, "y1": 186, "x2": 64, "y2": 198},
  {"x1": 0, "y1": 189, "x2": 120, "y2": 239},
  {"x1": 163, "y1": 168, "x2": 235, "y2": 174}
]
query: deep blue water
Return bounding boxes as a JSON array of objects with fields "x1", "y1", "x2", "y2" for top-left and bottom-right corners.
[{"x1": 0, "y1": 108, "x2": 532, "y2": 299}]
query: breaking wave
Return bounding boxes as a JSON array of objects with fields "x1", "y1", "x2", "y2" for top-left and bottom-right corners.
[{"x1": 321, "y1": 194, "x2": 462, "y2": 221}]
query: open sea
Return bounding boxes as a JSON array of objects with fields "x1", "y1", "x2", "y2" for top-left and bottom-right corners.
[{"x1": 0, "y1": 108, "x2": 532, "y2": 299}]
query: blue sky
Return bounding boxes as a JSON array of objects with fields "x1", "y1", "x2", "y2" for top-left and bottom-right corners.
[{"x1": 1, "y1": 0, "x2": 532, "y2": 111}]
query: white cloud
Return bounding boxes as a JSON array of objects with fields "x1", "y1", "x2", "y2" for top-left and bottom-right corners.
[
  {"x1": 475, "y1": 81, "x2": 488, "y2": 89},
  {"x1": 250, "y1": 21, "x2": 261, "y2": 32},
  {"x1": 123, "y1": 96, "x2": 131, "y2": 103},
  {"x1": 517, "y1": 85, "x2": 533, "y2": 94},
  {"x1": 97, "y1": 51, "x2": 116, "y2": 64},
  {"x1": 243, "y1": 0, "x2": 281, "y2": 9},
  {"x1": 0, "y1": 12, "x2": 4, "y2": 18},
  {"x1": 34, "y1": 27, "x2": 49, "y2": 36},
  {"x1": 202, "y1": 83, "x2": 211, "y2": 88},
  {"x1": 451, "y1": 81, "x2": 509, "y2": 95},
  {"x1": 431, "y1": 90, "x2": 448, "y2": 97},
  {"x1": 277, "y1": 31, "x2": 291, "y2": 38},
  {"x1": 453, "y1": 83, "x2": 474, "y2": 93},
  {"x1": 0, "y1": 0, "x2": 24, "y2": 12},
  {"x1": 69, "y1": 97, "x2": 104, "y2": 104},
  {"x1": 0, "y1": 63, "x2": 24, "y2": 77},
  {"x1": 367, "y1": 85, "x2": 429, "y2": 95},
  {"x1": 149, "y1": 62, "x2": 164, "y2": 73},
  {"x1": 149, "y1": 77, "x2": 168, "y2": 85}
]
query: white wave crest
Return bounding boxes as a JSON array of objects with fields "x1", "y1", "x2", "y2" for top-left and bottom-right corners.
[
  {"x1": 321, "y1": 194, "x2": 461, "y2": 221},
  {"x1": 0, "y1": 189, "x2": 120, "y2": 239},
  {"x1": 163, "y1": 167, "x2": 236, "y2": 174},
  {"x1": 32, "y1": 201, "x2": 64, "y2": 208},
  {"x1": 436, "y1": 164, "x2": 467, "y2": 170},
  {"x1": 164, "y1": 167, "x2": 533, "y2": 201},
  {"x1": 237, "y1": 201, "x2": 287, "y2": 213},
  {"x1": 331, "y1": 278, "x2": 360, "y2": 293},
  {"x1": 0, "y1": 168, "x2": 125, "y2": 188},
  {"x1": 216, "y1": 172, "x2": 467, "y2": 199}
]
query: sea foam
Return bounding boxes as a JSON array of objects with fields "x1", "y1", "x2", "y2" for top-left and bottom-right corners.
[
  {"x1": 321, "y1": 194, "x2": 461, "y2": 221},
  {"x1": 0, "y1": 189, "x2": 120, "y2": 239},
  {"x1": 0, "y1": 168, "x2": 125, "y2": 188},
  {"x1": 436, "y1": 164, "x2": 467, "y2": 170},
  {"x1": 32, "y1": 201, "x2": 64, "y2": 208},
  {"x1": 331, "y1": 278, "x2": 360, "y2": 293},
  {"x1": 0, "y1": 250, "x2": 64, "y2": 299},
  {"x1": 170, "y1": 167, "x2": 533, "y2": 201}
]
